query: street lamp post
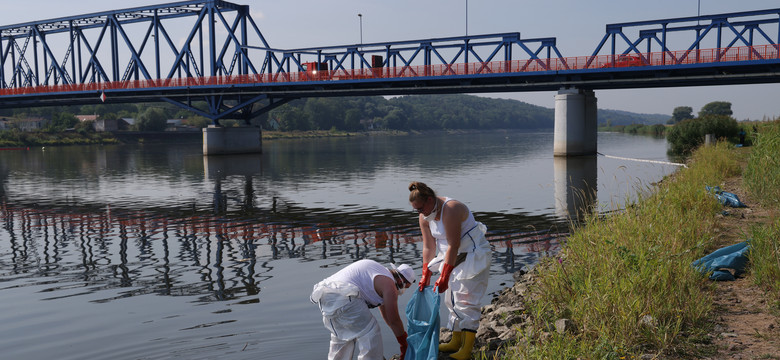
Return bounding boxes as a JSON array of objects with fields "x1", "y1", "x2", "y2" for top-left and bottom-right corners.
[
  {"x1": 358, "y1": 13, "x2": 363, "y2": 48},
  {"x1": 465, "y1": 0, "x2": 468, "y2": 36}
]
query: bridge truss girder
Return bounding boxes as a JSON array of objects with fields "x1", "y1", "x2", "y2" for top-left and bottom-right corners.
[
  {"x1": 251, "y1": 33, "x2": 565, "y2": 78},
  {"x1": 590, "y1": 8, "x2": 780, "y2": 67},
  {"x1": 0, "y1": 1, "x2": 572, "y2": 122},
  {"x1": 0, "y1": 0, "x2": 274, "y2": 122}
]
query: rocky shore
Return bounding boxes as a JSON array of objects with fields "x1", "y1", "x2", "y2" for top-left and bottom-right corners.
[{"x1": 432, "y1": 268, "x2": 541, "y2": 359}]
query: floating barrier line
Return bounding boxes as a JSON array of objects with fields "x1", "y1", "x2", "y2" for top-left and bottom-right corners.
[{"x1": 597, "y1": 152, "x2": 688, "y2": 168}]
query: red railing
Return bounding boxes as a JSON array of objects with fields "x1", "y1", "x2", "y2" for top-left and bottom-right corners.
[{"x1": 1, "y1": 43, "x2": 778, "y2": 97}]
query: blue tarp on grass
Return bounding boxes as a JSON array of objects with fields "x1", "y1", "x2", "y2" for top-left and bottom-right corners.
[
  {"x1": 706, "y1": 185, "x2": 747, "y2": 208},
  {"x1": 692, "y1": 241, "x2": 750, "y2": 281}
]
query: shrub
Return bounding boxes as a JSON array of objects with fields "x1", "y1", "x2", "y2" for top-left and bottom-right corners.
[{"x1": 667, "y1": 114, "x2": 739, "y2": 155}]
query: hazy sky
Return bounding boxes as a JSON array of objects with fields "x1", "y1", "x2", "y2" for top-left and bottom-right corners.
[{"x1": 2, "y1": 0, "x2": 779, "y2": 120}]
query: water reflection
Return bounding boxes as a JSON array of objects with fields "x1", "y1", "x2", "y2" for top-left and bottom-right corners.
[
  {"x1": 553, "y1": 155, "x2": 598, "y2": 220},
  {"x1": 0, "y1": 132, "x2": 674, "y2": 359},
  {"x1": 0, "y1": 199, "x2": 565, "y2": 303}
]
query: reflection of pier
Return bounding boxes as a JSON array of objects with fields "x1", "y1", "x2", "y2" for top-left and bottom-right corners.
[
  {"x1": 1, "y1": 152, "x2": 571, "y2": 302},
  {"x1": 204, "y1": 154, "x2": 264, "y2": 214},
  {"x1": 553, "y1": 155, "x2": 597, "y2": 220},
  {"x1": 0, "y1": 192, "x2": 568, "y2": 302},
  {"x1": 0, "y1": 201, "x2": 419, "y2": 302}
]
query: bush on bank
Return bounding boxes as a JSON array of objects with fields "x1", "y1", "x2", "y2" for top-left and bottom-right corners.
[
  {"x1": 507, "y1": 142, "x2": 741, "y2": 359},
  {"x1": 666, "y1": 114, "x2": 740, "y2": 155}
]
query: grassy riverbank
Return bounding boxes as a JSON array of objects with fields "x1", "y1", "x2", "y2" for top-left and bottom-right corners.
[
  {"x1": 0, "y1": 130, "x2": 119, "y2": 147},
  {"x1": 498, "y1": 121, "x2": 780, "y2": 359}
]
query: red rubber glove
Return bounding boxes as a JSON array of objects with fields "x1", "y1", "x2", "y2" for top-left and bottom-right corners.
[
  {"x1": 396, "y1": 331, "x2": 408, "y2": 360},
  {"x1": 418, "y1": 263, "x2": 432, "y2": 292},
  {"x1": 434, "y1": 262, "x2": 454, "y2": 293}
]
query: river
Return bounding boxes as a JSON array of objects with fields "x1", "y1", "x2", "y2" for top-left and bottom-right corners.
[{"x1": 0, "y1": 130, "x2": 677, "y2": 359}]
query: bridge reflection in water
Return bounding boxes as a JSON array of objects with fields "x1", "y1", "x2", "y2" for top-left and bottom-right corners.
[
  {"x1": 0, "y1": 201, "x2": 566, "y2": 301},
  {"x1": 554, "y1": 155, "x2": 598, "y2": 220},
  {"x1": 0, "y1": 149, "x2": 574, "y2": 304},
  {"x1": 0, "y1": 142, "x2": 608, "y2": 305}
]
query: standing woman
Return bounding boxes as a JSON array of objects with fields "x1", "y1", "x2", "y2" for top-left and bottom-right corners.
[{"x1": 408, "y1": 181, "x2": 491, "y2": 360}]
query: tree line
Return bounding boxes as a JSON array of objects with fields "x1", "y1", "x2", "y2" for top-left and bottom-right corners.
[
  {"x1": 264, "y1": 94, "x2": 555, "y2": 131},
  {"x1": 3, "y1": 94, "x2": 750, "y2": 153},
  {"x1": 2, "y1": 94, "x2": 668, "y2": 134}
]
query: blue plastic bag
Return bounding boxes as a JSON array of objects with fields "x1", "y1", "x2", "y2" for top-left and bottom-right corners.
[
  {"x1": 692, "y1": 241, "x2": 750, "y2": 281},
  {"x1": 405, "y1": 286, "x2": 440, "y2": 360},
  {"x1": 706, "y1": 185, "x2": 747, "y2": 208}
]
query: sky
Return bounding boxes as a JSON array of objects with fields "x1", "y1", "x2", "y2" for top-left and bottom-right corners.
[{"x1": 2, "y1": 0, "x2": 780, "y2": 120}]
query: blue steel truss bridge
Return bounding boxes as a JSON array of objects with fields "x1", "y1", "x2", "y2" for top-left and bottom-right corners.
[{"x1": 1, "y1": 0, "x2": 779, "y2": 124}]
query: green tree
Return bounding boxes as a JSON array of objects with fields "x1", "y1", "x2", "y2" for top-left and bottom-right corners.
[
  {"x1": 668, "y1": 106, "x2": 693, "y2": 125},
  {"x1": 667, "y1": 114, "x2": 739, "y2": 155},
  {"x1": 698, "y1": 101, "x2": 733, "y2": 117},
  {"x1": 274, "y1": 106, "x2": 309, "y2": 131},
  {"x1": 184, "y1": 115, "x2": 210, "y2": 128},
  {"x1": 383, "y1": 108, "x2": 407, "y2": 130},
  {"x1": 344, "y1": 109, "x2": 363, "y2": 131},
  {"x1": 135, "y1": 107, "x2": 168, "y2": 131},
  {"x1": 47, "y1": 112, "x2": 79, "y2": 131},
  {"x1": 304, "y1": 98, "x2": 342, "y2": 130},
  {"x1": 220, "y1": 119, "x2": 238, "y2": 127}
]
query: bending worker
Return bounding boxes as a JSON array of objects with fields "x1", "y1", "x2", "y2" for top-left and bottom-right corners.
[
  {"x1": 310, "y1": 259, "x2": 415, "y2": 360},
  {"x1": 408, "y1": 181, "x2": 491, "y2": 360}
]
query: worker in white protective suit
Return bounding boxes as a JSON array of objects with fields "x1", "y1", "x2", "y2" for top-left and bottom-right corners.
[
  {"x1": 310, "y1": 259, "x2": 415, "y2": 360},
  {"x1": 408, "y1": 181, "x2": 491, "y2": 360}
]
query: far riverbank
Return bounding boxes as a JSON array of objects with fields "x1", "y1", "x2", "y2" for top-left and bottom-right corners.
[{"x1": 0, "y1": 128, "x2": 536, "y2": 147}]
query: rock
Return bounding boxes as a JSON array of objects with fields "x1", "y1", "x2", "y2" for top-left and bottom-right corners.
[
  {"x1": 476, "y1": 325, "x2": 499, "y2": 341},
  {"x1": 554, "y1": 318, "x2": 576, "y2": 334},
  {"x1": 440, "y1": 328, "x2": 452, "y2": 342},
  {"x1": 504, "y1": 313, "x2": 525, "y2": 327},
  {"x1": 512, "y1": 269, "x2": 527, "y2": 281},
  {"x1": 639, "y1": 314, "x2": 655, "y2": 327},
  {"x1": 498, "y1": 328, "x2": 517, "y2": 341}
]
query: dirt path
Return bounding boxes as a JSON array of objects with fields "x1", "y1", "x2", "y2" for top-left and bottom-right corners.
[{"x1": 702, "y1": 170, "x2": 780, "y2": 359}]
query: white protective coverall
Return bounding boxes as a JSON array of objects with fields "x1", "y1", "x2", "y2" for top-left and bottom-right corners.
[
  {"x1": 428, "y1": 197, "x2": 492, "y2": 331},
  {"x1": 310, "y1": 259, "x2": 392, "y2": 360}
]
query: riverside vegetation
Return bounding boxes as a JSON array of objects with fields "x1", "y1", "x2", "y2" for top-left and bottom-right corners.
[
  {"x1": 1, "y1": 94, "x2": 668, "y2": 148},
  {"x1": 475, "y1": 121, "x2": 780, "y2": 359}
]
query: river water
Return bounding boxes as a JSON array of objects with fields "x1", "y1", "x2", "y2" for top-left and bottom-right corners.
[{"x1": 0, "y1": 130, "x2": 676, "y2": 359}]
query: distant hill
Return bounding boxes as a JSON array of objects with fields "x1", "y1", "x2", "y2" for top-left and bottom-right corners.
[
  {"x1": 263, "y1": 94, "x2": 669, "y2": 131},
  {"x1": 388, "y1": 95, "x2": 669, "y2": 128}
]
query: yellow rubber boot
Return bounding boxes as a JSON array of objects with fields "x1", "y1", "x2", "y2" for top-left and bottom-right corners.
[
  {"x1": 439, "y1": 331, "x2": 462, "y2": 353},
  {"x1": 449, "y1": 330, "x2": 476, "y2": 360}
]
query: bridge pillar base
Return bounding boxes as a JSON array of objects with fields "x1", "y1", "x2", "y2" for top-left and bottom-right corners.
[
  {"x1": 203, "y1": 126, "x2": 262, "y2": 155},
  {"x1": 553, "y1": 88, "x2": 597, "y2": 157}
]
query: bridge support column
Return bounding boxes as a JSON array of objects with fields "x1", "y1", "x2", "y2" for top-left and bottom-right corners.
[
  {"x1": 202, "y1": 126, "x2": 262, "y2": 155},
  {"x1": 553, "y1": 88, "x2": 597, "y2": 157}
]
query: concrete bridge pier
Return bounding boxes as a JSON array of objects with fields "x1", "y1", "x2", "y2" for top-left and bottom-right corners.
[
  {"x1": 202, "y1": 125, "x2": 263, "y2": 155},
  {"x1": 553, "y1": 88, "x2": 597, "y2": 157}
]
